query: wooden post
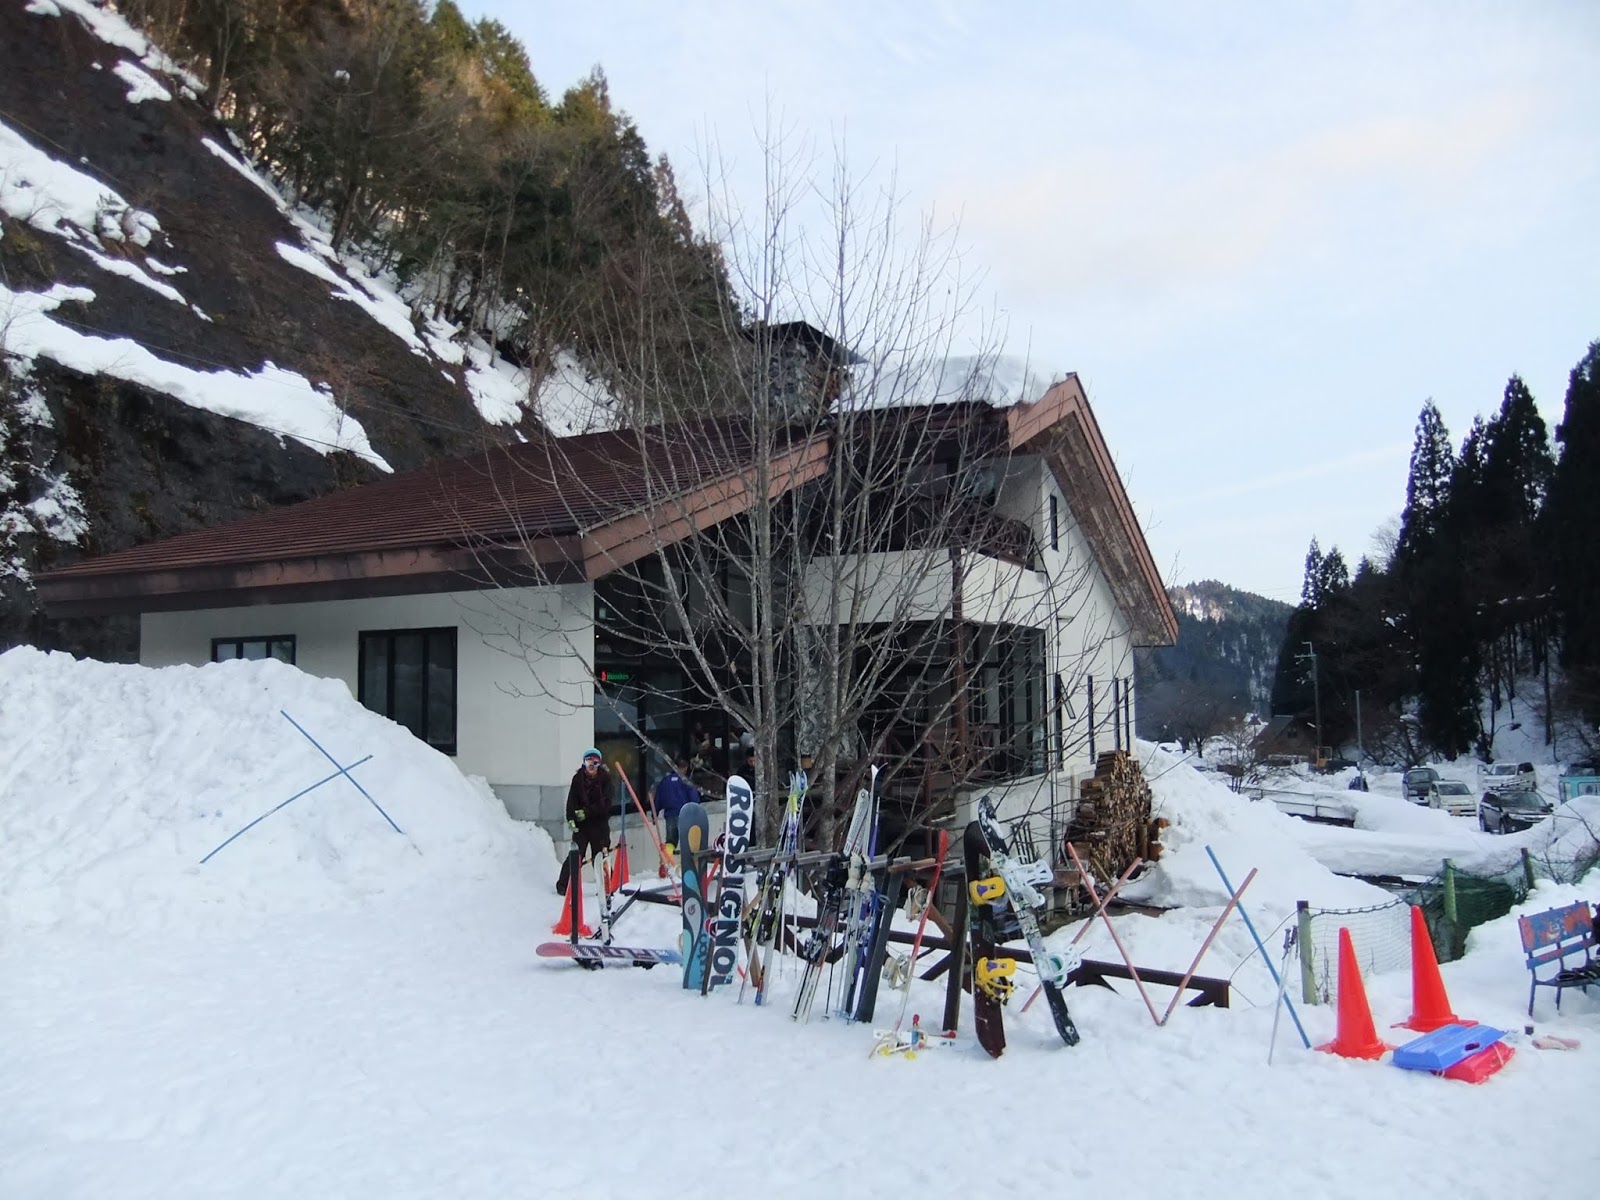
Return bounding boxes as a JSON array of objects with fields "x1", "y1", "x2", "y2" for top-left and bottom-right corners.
[
  {"x1": 1520, "y1": 847, "x2": 1535, "y2": 891},
  {"x1": 1295, "y1": 900, "x2": 1317, "y2": 1005},
  {"x1": 942, "y1": 873, "x2": 969, "y2": 1035}
]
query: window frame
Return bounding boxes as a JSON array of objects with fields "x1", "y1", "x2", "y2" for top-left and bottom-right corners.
[
  {"x1": 211, "y1": 635, "x2": 296, "y2": 664},
  {"x1": 1049, "y1": 493, "x2": 1060, "y2": 552},
  {"x1": 357, "y1": 626, "x2": 458, "y2": 756}
]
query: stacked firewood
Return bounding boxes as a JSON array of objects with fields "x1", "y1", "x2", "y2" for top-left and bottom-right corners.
[{"x1": 1067, "y1": 751, "x2": 1165, "y2": 883}]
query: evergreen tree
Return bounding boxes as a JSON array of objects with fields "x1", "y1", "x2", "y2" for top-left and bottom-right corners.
[
  {"x1": 1548, "y1": 341, "x2": 1600, "y2": 723},
  {"x1": 1395, "y1": 400, "x2": 1455, "y2": 569}
]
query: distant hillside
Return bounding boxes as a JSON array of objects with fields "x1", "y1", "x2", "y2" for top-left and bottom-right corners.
[{"x1": 1136, "y1": 580, "x2": 1292, "y2": 742}]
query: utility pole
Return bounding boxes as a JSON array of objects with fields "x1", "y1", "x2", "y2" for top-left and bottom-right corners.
[{"x1": 1296, "y1": 642, "x2": 1322, "y2": 765}]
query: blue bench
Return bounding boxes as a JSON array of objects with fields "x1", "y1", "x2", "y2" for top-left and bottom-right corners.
[{"x1": 1518, "y1": 902, "x2": 1599, "y2": 1016}]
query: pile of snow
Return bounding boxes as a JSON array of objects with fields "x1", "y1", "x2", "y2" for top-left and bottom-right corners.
[
  {"x1": 0, "y1": 647, "x2": 551, "y2": 934},
  {"x1": 1126, "y1": 741, "x2": 1392, "y2": 914}
]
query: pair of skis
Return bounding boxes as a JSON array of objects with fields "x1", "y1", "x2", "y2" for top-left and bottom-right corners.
[
  {"x1": 740, "y1": 769, "x2": 806, "y2": 1005},
  {"x1": 792, "y1": 770, "x2": 879, "y2": 1023},
  {"x1": 964, "y1": 799, "x2": 1082, "y2": 1057}
]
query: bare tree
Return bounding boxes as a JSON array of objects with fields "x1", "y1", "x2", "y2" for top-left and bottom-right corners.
[{"x1": 455, "y1": 143, "x2": 1135, "y2": 851}]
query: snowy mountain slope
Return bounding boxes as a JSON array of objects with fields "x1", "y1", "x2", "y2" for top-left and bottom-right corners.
[
  {"x1": 0, "y1": 0, "x2": 623, "y2": 659},
  {"x1": 0, "y1": 651, "x2": 1594, "y2": 1197}
]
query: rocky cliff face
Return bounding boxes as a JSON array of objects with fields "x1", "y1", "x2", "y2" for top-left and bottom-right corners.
[{"x1": 0, "y1": 0, "x2": 533, "y2": 659}]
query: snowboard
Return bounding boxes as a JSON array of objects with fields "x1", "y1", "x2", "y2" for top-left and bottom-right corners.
[
  {"x1": 705, "y1": 775, "x2": 754, "y2": 992},
  {"x1": 537, "y1": 942, "x2": 682, "y2": 968},
  {"x1": 963, "y1": 818, "x2": 1008, "y2": 1058},
  {"x1": 677, "y1": 800, "x2": 713, "y2": 991},
  {"x1": 976, "y1": 799, "x2": 1081, "y2": 1048}
]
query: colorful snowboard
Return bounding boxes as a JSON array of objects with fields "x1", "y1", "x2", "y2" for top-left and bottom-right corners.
[
  {"x1": 705, "y1": 775, "x2": 754, "y2": 992},
  {"x1": 963, "y1": 819, "x2": 1008, "y2": 1058},
  {"x1": 677, "y1": 800, "x2": 712, "y2": 991},
  {"x1": 537, "y1": 942, "x2": 682, "y2": 968}
]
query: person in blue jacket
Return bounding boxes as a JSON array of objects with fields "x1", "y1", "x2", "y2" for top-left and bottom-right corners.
[{"x1": 649, "y1": 752, "x2": 700, "y2": 858}]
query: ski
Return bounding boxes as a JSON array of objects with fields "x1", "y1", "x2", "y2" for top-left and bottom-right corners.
[
  {"x1": 537, "y1": 942, "x2": 682, "y2": 968},
  {"x1": 790, "y1": 851, "x2": 851, "y2": 1023},
  {"x1": 745, "y1": 769, "x2": 806, "y2": 1006},
  {"x1": 705, "y1": 775, "x2": 754, "y2": 992},
  {"x1": 962, "y1": 818, "x2": 1008, "y2": 1058},
  {"x1": 849, "y1": 862, "x2": 904, "y2": 1023},
  {"x1": 677, "y1": 800, "x2": 713, "y2": 991},
  {"x1": 976, "y1": 798, "x2": 1081, "y2": 1047},
  {"x1": 837, "y1": 767, "x2": 882, "y2": 1019}
]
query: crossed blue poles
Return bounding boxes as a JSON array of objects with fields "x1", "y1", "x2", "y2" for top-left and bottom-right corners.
[{"x1": 200, "y1": 709, "x2": 403, "y2": 865}]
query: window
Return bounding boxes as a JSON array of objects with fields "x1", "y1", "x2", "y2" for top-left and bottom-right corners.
[
  {"x1": 358, "y1": 628, "x2": 457, "y2": 755},
  {"x1": 1054, "y1": 673, "x2": 1065, "y2": 767},
  {"x1": 212, "y1": 635, "x2": 295, "y2": 664},
  {"x1": 1049, "y1": 494, "x2": 1060, "y2": 552}
]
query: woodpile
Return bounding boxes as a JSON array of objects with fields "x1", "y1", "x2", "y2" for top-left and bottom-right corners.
[{"x1": 1067, "y1": 751, "x2": 1164, "y2": 884}]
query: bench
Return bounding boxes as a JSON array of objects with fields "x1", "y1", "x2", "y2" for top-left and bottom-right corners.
[{"x1": 1518, "y1": 901, "x2": 1600, "y2": 1016}]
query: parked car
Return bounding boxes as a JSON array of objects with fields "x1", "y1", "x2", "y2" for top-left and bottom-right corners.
[
  {"x1": 1403, "y1": 767, "x2": 1440, "y2": 803},
  {"x1": 1482, "y1": 761, "x2": 1538, "y2": 795},
  {"x1": 1426, "y1": 780, "x2": 1476, "y2": 817},
  {"x1": 1478, "y1": 788, "x2": 1554, "y2": 834}
]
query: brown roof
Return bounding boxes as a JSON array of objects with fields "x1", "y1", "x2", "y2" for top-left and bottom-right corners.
[
  {"x1": 38, "y1": 424, "x2": 831, "y2": 615},
  {"x1": 38, "y1": 389, "x2": 1177, "y2": 646}
]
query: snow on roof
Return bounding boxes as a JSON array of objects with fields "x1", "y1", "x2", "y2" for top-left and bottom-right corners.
[
  {"x1": 841, "y1": 353, "x2": 1066, "y2": 412},
  {"x1": 0, "y1": 647, "x2": 546, "y2": 934}
]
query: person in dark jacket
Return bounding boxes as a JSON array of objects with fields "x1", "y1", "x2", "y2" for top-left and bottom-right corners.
[
  {"x1": 556, "y1": 748, "x2": 613, "y2": 895},
  {"x1": 649, "y1": 753, "x2": 701, "y2": 856}
]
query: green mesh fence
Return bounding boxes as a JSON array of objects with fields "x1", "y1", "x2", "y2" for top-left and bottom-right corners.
[{"x1": 1301, "y1": 845, "x2": 1597, "y2": 1003}]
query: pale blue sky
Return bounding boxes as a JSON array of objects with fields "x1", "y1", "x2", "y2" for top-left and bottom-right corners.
[{"x1": 470, "y1": 1, "x2": 1600, "y2": 601}]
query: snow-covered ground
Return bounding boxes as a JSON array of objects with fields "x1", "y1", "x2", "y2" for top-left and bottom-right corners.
[{"x1": 2, "y1": 649, "x2": 1596, "y2": 1199}]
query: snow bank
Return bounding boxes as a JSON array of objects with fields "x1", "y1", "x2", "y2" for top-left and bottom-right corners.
[
  {"x1": 0, "y1": 648, "x2": 552, "y2": 934},
  {"x1": 1126, "y1": 741, "x2": 1392, "y2": 916}
]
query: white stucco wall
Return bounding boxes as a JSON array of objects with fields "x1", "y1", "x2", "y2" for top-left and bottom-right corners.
[{"x1": 140, "y1": 585, "x2": 594, "y2": 824}]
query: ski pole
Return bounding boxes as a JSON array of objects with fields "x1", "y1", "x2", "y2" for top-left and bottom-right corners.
[
  {"x1": 1268, "y1": 927, "x2": 1297, "y2": 1064},
  {"x1": 615, "y1": 761, "x2": 677, "y2": 885},
  {"x1": 1204, "y1": 845, "x2": 1310, "y2": 1049}
]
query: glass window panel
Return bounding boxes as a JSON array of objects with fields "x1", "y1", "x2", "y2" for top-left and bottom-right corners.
[
  {"x1": 391, "y1": 633, "x2": 424, "y2": 738},
  {"x1": 242, "y1": 640, "x2": 268, "y2": 661},
  {"x1": 269, "y1": 639, "x2": 295, "y2": 664},
  {"x1": 212, "y1": 642, "x2": 239, "y2": 662},
  {"x1": 427, "y1": 630, "x2": 456, "y2": 749},
  {"x1": 360, "y1": 634, "x2": 389, "y2": 716}
]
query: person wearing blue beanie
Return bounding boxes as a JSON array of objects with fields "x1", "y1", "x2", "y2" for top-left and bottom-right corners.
[{"x1": 556, "y1": 747, "x2": 612, "y2": 894}]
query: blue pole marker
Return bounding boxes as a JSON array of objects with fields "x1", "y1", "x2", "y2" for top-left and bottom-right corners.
[
  {"x1": 280, "y1": 709, "x2": 404, "y2": 835},
  {"x1": 201, "y1": 755, "x2": 374, "y2": 864},
  {"x1": 1205, "y1": 845, "x2": 1310, "y2": 1048}
]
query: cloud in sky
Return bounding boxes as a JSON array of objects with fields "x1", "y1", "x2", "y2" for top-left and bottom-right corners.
[{"x1": 472, "y1": 0, "x2": 1600, "y2": 595}]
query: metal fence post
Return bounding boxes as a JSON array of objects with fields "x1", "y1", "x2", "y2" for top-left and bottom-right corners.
[
  {"x1": 1295, "y1": 900, "x2": 1317, "y2": 1005},
  {"x1": 1442, "y1": 859, "x2": 1457, "y2": 927},
  {"x1": 1520, "y1": 847, "x2": 1535, "y2": 891}
]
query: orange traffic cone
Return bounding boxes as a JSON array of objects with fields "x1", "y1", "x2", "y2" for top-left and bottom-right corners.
[
  {"x1": 552, "y1": 857, "x2": 593, "y2": 938},
  {"x1": 609, "y1": 841, "x2": 630, "y2": 893},
  {"x1": 1317, "y1": 927, "x2": 1392, "y2": 1060},
  {"x1": 1400, "y1": 905, "x2": 1472, "y2": 1033}
]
